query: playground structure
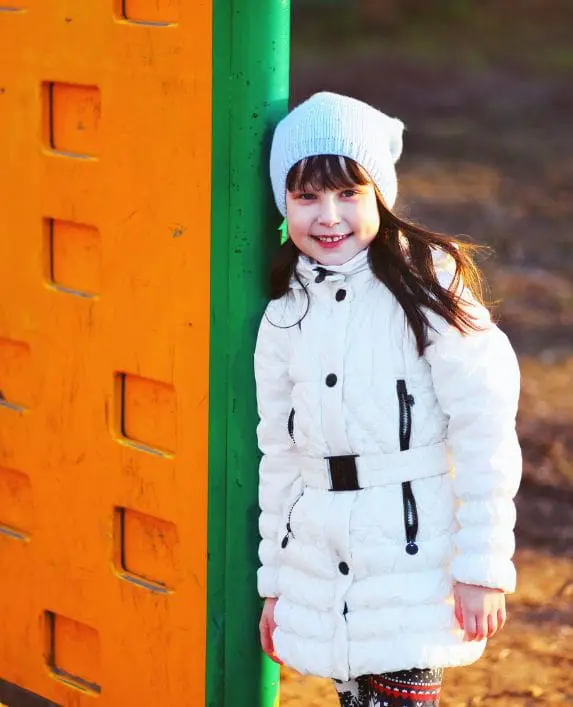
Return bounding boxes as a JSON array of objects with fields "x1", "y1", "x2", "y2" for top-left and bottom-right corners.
[{"x1": 0, "y1": 1, "x2": 289, "y2": 705}]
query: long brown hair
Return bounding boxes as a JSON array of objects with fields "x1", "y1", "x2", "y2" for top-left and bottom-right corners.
[{"x1": 269, "y1": 155, "x2": 488, "y2": 354}]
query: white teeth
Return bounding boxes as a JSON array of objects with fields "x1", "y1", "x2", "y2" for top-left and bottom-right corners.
[{"x1": 316, "y1": 235, "x2": 347, "y2": 243}]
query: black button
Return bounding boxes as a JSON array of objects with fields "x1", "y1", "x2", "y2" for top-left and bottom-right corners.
[
  {"x1": 338, "y1": 561, "x2": 349, "y2": 575},
  {"x1": 281, "y1": 536, "x2": 289, "y2": 549},
  {"x1": 335, "y1": 289, "x2": 346, "y2": 302},
  {"x1": 406, "y1": 542, "x2": 419, "y2": 555},
  {"x1": 326, "y1": 373, "x2": 337, "y2": 387},
  {"x1": 314, "y1": 266, "x2": 334, "y2": 283}
]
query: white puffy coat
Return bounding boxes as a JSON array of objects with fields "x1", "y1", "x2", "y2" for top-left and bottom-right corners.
[{"x1": 254, "y1": 248, "x2": 521, "y2": 681}]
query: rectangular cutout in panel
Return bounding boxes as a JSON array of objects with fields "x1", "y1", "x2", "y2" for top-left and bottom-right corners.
[
  {"x1": 121, "y1": 0, "x2": 179, "y2": 24},
  {"x1": 0, "y1": 0, "x2": 26, "y2": 10},
  {"x1": 115, "y1": 373, "x2": 177, "y2": 455},
  {"x1": 114, "y1": 507, "x2": 178, "y2": 592},
  {"x1": 43, "y1": 83, "x2": 101, "y2": 158},
  {"x1": 0, "y1": 467, "x2": 32, "y2": 541},
  {"x1": 45, "y1": 219, "x2": 101, "y2": 297},
  {"x1": 45, "y1": 612, "x2": 101, "y2": 695},
  {"x1": 0, "y1": 338, "x2": 31, "y2": 411}
]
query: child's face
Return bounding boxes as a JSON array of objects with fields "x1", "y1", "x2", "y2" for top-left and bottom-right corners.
[{"x1": 285, "y1": 182, "x2": 380, "y2": 266}]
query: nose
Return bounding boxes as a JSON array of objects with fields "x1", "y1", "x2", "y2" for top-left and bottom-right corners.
[{"x1": 317, "y1": 194, "x2": 340, "y2": 227}]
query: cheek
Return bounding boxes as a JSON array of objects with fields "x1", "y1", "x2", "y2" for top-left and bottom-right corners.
[
  {"x1": 284, "y1": 215, "x2": 311, "y2": 252},
  {"x1": 285, "y1": 208, "x2": 313, "y2": 237},
  {"x1": 355, "y1": 204, "x2": 380, "y2": 237},
  {"x1": 371, "y1": 213, "x2": 381, "y2": 235},
  {"x1": 366, "y1": 195, "x2": 381, "y2": 234}
]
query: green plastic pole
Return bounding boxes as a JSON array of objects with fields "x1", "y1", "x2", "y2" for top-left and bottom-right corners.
[{"x1": 208, "y1": 1, "x2": 290, "y2": 706}]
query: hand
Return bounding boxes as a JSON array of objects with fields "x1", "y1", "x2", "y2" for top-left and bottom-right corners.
[
  {"x1": 259, "y1": 597, "x2": 282, "y2": 664},
  {"x1": 454, "y1": 582, "x2": 507, "y2": 642}
]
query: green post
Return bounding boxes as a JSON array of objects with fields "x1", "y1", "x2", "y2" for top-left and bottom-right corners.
[{"x1": 208, "y1": 1, "x2": 290, "y2": 706}]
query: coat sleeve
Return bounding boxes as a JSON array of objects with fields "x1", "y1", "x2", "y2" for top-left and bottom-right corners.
[
  {"x1": 423, "y1": 259, "x2": 522, "y2": 593},
  {"x1": 254, "y1": 302, "x2": 301, "y2": 598}
]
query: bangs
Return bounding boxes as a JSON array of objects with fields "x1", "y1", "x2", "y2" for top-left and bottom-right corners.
[{"x1": 286, "y1": 155, "x2": 372, "y2": 192}]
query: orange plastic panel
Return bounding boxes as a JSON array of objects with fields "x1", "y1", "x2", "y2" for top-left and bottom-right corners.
[
  {"x1": 0, "y1": 467, "x2": 33, "y2": 539},
  {"x1": 0, "y1": 0, "x2": 212, "y2": 705},
  {"x1": 0, "y1": 339, "x2": 32, "y2": 410},
  {"x1": 46, "y1": 218, "x2": 101, "y2": 296},
  {"x1": 122, "y1": 0, "x2": 180, "y2": 24},
  {"x1": 117, "y1": 373, "x2": 177, "y2": 454},
  {"x1": 115, "y1": 507, "x2": 180, "y2": 590},
  {"x1": 44, "y1": 83, "x2": 102, "y2": 157},
  {"x1": 46, "y1": 612, "x2": 102, "y2": 695}
]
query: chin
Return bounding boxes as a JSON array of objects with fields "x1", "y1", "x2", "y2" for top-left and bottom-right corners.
[
  {"x1": 313, "y1": 247, "x2": 363, "y2": 267},
  {"x1": 320, "y1": 255, "x2": 352, "y2": 266}
]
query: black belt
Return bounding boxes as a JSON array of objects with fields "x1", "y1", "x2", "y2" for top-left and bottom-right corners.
[
  {"x1": 326, "y1": 455, "x2": 361, "y2": 492},
  {"x1": 326, "y1": 451, "x2": 419, "y2": 556}
]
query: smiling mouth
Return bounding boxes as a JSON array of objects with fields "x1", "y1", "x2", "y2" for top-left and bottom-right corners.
[{"x1": 311, "y1": 233, "x2": 352, "y2": 243}]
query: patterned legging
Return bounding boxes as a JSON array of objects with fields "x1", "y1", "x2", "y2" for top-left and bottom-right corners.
[{"x1": 334, "y1": 668, "x2": 443, "y2": 707}]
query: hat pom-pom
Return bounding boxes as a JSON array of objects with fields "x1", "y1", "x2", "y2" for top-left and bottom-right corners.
[{"x1": 388, "y1": 118, "x2": 405, "y2": 164}]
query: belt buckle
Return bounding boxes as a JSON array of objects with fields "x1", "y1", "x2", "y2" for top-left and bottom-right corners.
[{"x1": 327, "y1": 455, "x2": 360, "y2": 491}]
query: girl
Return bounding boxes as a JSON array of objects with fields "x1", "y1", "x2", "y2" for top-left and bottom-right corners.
[{"x1": 255, "y1": 92, "x2": 521, "y2": 707}]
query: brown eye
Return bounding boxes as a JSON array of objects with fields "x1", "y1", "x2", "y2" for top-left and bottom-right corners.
[{"x1": 341, "y1": 189, "x2": 357, "y2": 198}]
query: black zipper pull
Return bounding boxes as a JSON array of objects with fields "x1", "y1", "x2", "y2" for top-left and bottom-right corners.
[
  {"x1": 396, "y1": 379, "x2": 414, "y2": 452},
  {"x1": 281, "y1": 491, "x2": 304, "y2": 549},
  {"x1": 397, "y1": 379, "x2": 419, "y2": 555},
  {"x1": 287, "y1": 408, "x2": 295, "y2": 445},
  {"x1": 281, "y1": 521, "x2": 292, "y2": 548},
  {"x1": 403, "y1": 481, "x2": 419, "y2": 555}
]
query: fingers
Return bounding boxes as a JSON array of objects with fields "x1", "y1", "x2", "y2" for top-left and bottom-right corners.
[
  {"x1": 498, "y1": 606, "x2": 507, "y2": 631},
  {"x1": 465, "y1": 607, "x2": 508, "y2": 641},
  {"x1": 455, "y1": 584, "x2": 508, "y2": 642},
  {"x1": 260, "y1": 608, "x2": 283, "y2": 664},
  {"x1": 462, "y1": 610, "x2": 477, "y2": 642},
  {"x1": 474, "y1": 614, "x2": 488, "y2": 642},
  {"x1": 259, "y1": 616, "x2": 274, "y2": 657},
  {"x1": 487, "y1": 606, "x2": 505, "y2": 637},
  {"x1": 463, "y1": 610, "x2": 499, "y2": 641},
  {"x1": 454, "y1": 596, "x2": 464, "y2": 630},
  {"x1": 487, "y1": 613, "x2": 496, "y2": 638},
  {"x1": 486, "y1": 607, "x2": 507, "y2": 638}
]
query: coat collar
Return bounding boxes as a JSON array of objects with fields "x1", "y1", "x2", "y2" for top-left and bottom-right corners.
[{"x1": 291, "y1": 248, "x2": 371, "y2": 288}]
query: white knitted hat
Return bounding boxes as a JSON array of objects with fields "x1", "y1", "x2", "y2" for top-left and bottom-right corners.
[{"x1": 269, "y1": 92, "x2": 405, "y2": 216}]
